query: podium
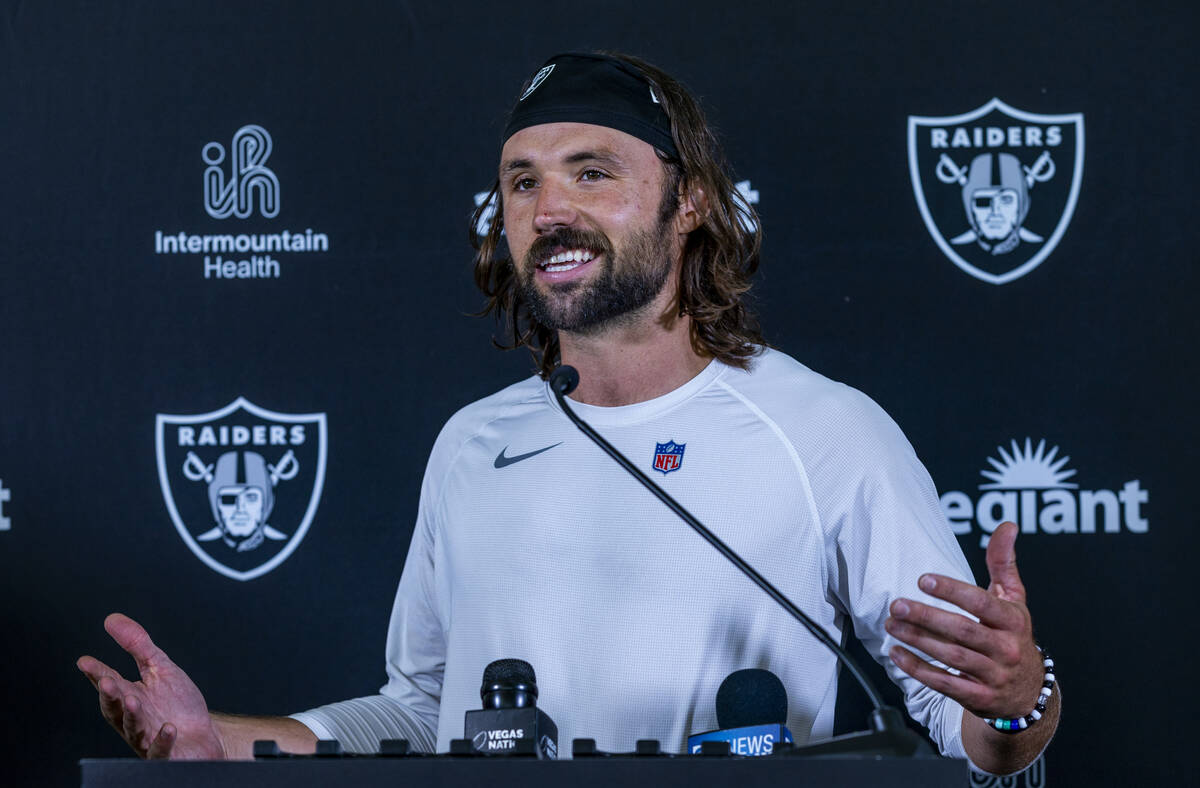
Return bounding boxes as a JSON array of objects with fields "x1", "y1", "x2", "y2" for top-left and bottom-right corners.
[{"x1": 81, "y1": 755, "x2": 967, "y2": 787}]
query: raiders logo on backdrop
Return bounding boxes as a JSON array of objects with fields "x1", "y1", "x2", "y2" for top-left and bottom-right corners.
[
  {"x1": 908, "y1": 99, "x2": 1084, "y2": 284},
  {"x1": 155, "y1": 397, "x2": 327, "y2": 581}
]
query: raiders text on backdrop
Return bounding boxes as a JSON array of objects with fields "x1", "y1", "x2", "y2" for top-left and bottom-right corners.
[{"x1": 176, "y1": 424, "x2": 308, "y2": 447}]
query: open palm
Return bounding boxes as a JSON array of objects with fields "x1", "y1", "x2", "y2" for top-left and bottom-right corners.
[{"x1": 77, "y1": 614, "x2": 224, "y2": 759}]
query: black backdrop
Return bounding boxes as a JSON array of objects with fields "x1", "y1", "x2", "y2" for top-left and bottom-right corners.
[{"x1": 1, "y1": 1, "x2": 1195, "y2": 785}]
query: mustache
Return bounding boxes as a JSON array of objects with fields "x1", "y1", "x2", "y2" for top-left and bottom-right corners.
[{"x1": 525, "y1": 228, "x2": 614, "y2": 267}]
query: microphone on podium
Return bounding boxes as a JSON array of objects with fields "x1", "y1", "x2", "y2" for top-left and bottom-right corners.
[
  {"x1": 687, "y1": 669, "x2": 794, "y2": 755},
  {"x1": 462, "y1": 659, "x2": 559, "y2": 759}
]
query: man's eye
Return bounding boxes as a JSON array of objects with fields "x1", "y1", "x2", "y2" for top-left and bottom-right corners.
[
  {"x1": 581, "y1": 169, "x2": 607, "y2": 181},
  {"x1": 512, "y1": 177, "x2": 536, "y2": 191}
]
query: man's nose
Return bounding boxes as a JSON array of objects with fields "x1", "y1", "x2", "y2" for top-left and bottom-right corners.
[{"x1": 532, "y1": 180, "x2": 577, "y2": 232}]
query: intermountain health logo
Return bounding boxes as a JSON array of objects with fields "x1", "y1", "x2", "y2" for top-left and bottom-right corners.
[
  {"x1": 940, "y1": 438, "x2": 1148, "y2": 549},
  {"x1": 152, "y1": 125, "x2": 332, "y2": 280},
  {"x1": 203, "y1": 124, "x2": 279, "y2": 219},
  {"x1": 156, "y1": 398, "x2": 327, "y2": 580},
  {"x1": 909, "y1": 99, "x2": 1084, "y2": 284}
]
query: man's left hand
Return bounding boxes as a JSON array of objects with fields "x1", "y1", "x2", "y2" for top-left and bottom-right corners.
[{"x1": 884, "y1": 521, "x2": 1044, "y2": 720}]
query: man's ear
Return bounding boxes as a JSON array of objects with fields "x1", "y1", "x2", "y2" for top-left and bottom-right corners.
[{"x1": 674, "y1": 180, "x2": 707, "y2": 235}]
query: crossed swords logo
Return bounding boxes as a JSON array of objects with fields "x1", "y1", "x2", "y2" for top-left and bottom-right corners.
[
  {"x1": 182, "y1": 449, "x2": 299, "y2": 543},
  {"x1": 936, "y1": 150, "x2": 1056, "y2": 246}
]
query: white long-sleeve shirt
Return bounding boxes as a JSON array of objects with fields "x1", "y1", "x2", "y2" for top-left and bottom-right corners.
[{"x1": 291, "y1": 349, "x2": 972, "y2": 759}]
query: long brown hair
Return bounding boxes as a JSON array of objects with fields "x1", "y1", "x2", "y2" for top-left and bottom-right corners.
[{"x1": 472, "y1": 52, "x2": 765, "y2": 379}]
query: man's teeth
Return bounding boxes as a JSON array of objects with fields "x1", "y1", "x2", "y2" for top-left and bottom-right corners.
[{"x1": 542, "y1": 249, "x2": 596, "y2": 272}]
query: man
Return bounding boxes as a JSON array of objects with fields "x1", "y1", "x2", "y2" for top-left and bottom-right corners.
[{"x1": 78, "y1": 52, "x2": 1058, "y2": 775}]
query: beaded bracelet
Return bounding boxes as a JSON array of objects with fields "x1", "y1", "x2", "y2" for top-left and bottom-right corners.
[{"x1": 983, "y1": 647, "x2": 1055, "y2": 733}]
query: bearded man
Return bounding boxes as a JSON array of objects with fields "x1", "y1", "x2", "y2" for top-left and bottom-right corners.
[{"x1": 78, "y1": 52, "x2": 1059, "y2": 776}]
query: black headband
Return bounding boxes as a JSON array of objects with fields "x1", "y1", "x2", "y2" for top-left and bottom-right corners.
[{"x1": 501, "y1": 53, "x2": 679, "y2": 159}]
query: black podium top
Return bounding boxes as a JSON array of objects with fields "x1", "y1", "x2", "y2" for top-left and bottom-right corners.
[{"x1": 81, "y1": 755, "x2": 967, "y2": 788}]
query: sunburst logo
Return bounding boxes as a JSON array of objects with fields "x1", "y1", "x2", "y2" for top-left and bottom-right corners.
[{"x1": 980, "y1": 438, "x2": 1077, "y2": 490}]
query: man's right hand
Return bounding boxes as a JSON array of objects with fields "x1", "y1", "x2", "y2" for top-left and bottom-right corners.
[{"x1": 77, "y1": 613, "x2": 225, "y2": 759}]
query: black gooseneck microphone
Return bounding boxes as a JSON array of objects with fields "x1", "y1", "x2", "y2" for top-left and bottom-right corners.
[{"x1": 548, "y1": 365, "x2": 926, "y2": 757}]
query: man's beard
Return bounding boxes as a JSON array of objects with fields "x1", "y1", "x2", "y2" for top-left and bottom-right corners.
[{"x1": 519, "y1": 219, "x2": 675, "y2": 335}]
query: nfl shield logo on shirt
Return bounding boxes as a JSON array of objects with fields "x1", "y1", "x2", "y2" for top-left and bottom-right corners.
[{"x1": 653, "y1": 441, "x2": 686, "y2": 475}]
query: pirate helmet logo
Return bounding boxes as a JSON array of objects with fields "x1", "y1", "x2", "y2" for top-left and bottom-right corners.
[
  {"x1": 909, "y1": 98, "x2": 1084, "y2": 284},
  {"x1": 156, "y1": 397, "x2": 327, "y2": 581},
  {"x1": 184, "y1": 448, "x2": 298, "y2": 552}
]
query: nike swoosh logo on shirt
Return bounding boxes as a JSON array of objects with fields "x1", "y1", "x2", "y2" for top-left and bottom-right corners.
[{"x1": 493, "y1": 442, "x2": 562, "y2": 469}]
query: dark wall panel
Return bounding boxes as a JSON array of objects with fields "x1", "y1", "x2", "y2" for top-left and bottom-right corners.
[{"x1": 1, "y1": 2, "x2": 1194, "y2": 785}]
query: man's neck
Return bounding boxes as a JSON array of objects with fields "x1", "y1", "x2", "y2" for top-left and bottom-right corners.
[{"x1": 557, "y1": 305, "x2": 710, "y2": 407}]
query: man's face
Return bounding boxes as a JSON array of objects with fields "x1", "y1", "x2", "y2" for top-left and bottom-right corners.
[
  {"x1": 217, "y1": 485, "x2": 264, "y2": 537},
  {"x1": 971, "y1": 187, "x2": 1021, "y2": 240},
  {"x1": 499, "y1": 123, "x2": 685, "y2": 334}
]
